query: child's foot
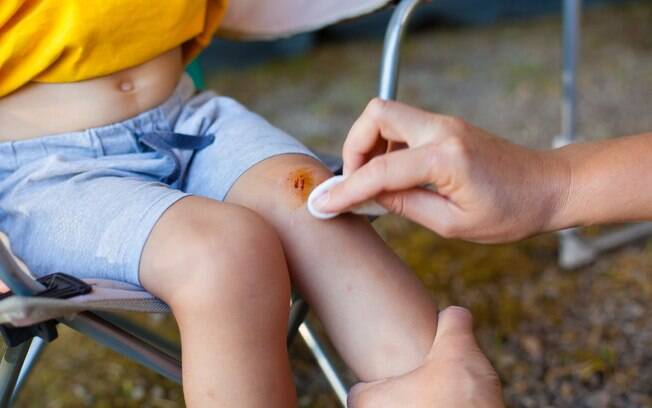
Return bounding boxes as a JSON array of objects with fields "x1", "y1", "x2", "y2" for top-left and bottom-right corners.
[{"x1": 347, "y1": 307, "x2": 504, "y2": 408}]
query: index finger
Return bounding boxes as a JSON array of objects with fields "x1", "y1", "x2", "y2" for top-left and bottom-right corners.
[
  {"x1": 343, "y1": 98, "x2": 450, "y2": 175},
  {"x1": 322, "y1": 144, "x2": 437, "y2": 213}
]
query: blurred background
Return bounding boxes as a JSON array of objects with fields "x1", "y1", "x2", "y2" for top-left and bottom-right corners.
[{"x1": 14, "y1": 0, "x2": 652, "y2": 406}]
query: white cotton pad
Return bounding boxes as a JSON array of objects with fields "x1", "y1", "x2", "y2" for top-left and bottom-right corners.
[{"x1": 307, "y1": 175, "x2": 389, "y2": 219}]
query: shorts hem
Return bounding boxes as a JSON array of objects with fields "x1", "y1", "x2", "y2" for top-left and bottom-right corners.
[
  {"x1": 122, "y1": 190, "x2": 192, "y2": 288},
  {"x1": 216, "y1": 147, "x2": 319, "y2": 201}
]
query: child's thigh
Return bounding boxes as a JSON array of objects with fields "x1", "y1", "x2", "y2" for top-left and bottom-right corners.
[{"x1": 0, "y1": 171, "x2": 188, "y2": 286}]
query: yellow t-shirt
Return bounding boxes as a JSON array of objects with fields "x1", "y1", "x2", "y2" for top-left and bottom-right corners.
[{"x1": 0, "y1": 0, "x2": 228, "y2": 97}]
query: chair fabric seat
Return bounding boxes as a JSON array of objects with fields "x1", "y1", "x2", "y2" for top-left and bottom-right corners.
[{"x1": 0, "y1": 279, "x2": 169, "y2": 327}]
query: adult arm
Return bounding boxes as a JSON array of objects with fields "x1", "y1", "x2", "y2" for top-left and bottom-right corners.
[{"x1": 313, "y1": 99, "x2": 652, "y2": 243}]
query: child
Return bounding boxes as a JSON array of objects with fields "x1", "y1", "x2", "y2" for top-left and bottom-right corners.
[{"x1": 0, "y1": 1, "x2": 439, "y2": 405}]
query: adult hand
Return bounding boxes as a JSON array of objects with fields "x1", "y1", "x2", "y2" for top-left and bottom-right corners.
[
  {"x1": 313, "y1": 99, "x2": 571, "y2": 243},
  {"x1": 347, "y1": 307, "x2": 504, "y2": 408}
]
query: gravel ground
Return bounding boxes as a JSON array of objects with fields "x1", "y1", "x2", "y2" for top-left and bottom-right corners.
[{"x1": 13, "y1": 2, "x2": 652, "y2": 407}]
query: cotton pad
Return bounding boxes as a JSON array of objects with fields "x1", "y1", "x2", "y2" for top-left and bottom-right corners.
[{"x1": 307, "y1": 175, "x2": 389, "y2": 219}]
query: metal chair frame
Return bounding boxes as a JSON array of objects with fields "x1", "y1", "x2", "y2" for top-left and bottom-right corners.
[
  {"x1": 554, "y1": 0, "x2": 652, "y2": 269},
  {"x1": 0, "y1": 1, "x2": 425, "y2": 406}
]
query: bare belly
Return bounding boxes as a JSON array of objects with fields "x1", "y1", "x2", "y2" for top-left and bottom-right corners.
[{"x1": 0, "y1": 47, "x2": 185, "y2": 141}]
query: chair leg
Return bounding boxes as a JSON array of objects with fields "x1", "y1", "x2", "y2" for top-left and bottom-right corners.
[
  {"x1": 299, "y1": 321, "x2": 348, "y2": 408},
  {"x1": 62, "y1": 312, "x2": 182, "y2": 384},
  {"x1": 287, "y1": 296, "x2": 309, "y2": 347},
  {"x1": 94, "y1": 312, "x2": 181, "y2": 360},
  {"x1": 9, "y1": 337, "x2": 47, "y2": 406},
  {"x1": 0, "y1": 340, "x2": 31, "y2": 407},
  {"x1": 288, "y1": 297, "x2": 348, "y2": 406}
]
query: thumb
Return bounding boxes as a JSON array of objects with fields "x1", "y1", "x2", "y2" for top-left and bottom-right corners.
[
  {"x1": 429, "y1": 306, "x2": 478, "y2": 357},
  {"x1": 430, "y1": 307, "x2": 506, "y2": 407}
]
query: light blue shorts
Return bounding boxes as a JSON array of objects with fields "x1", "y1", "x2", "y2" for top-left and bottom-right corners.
[{"x1": 0, "y1": 74, "x2": 317, "y2": 286}]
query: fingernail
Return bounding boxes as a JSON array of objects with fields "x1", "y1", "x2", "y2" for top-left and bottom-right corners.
[{"x1": 312, "y1": 192, "x2": 330, "y2": 210}]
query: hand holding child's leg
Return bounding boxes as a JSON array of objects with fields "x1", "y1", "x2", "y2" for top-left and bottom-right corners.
[{"x1": 348, "y1": 307, "x2": 504, "y2": 408}]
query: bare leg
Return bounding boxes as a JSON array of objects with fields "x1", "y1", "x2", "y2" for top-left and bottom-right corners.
[
  {"x1": 226, "y1": 154, "x2": 438, "y2": 381},
  {"x1": 139, "y1": 196, "x2": 297, "y2": 407}
]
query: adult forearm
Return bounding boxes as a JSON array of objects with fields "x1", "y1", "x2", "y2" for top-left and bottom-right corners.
[{"x1": 549, "y1": 132, "x2": 652, "y2": 230}]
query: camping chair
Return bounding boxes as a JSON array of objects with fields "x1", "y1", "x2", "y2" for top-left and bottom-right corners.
[{"x1": 0, "y1": 0, "x2": 425, "y2": 406}]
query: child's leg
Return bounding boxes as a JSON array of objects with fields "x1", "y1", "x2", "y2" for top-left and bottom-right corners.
[
  {"x1": 226, "y1": 154, "x2": 438, "y2": 382},
  {"x1": 139, "y1": 196, "x2": 296, "y2": 407}
]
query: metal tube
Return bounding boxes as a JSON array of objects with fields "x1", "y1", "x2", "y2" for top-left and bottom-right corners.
[
  {"x1": 592, "y1": 222, "x2": 652, "y2": 252},
  {"x1": 378, "y1": 0, "x2": 425, "y2": 101},
  {"x1": 561, "y1": 0, "x2": 582, "y2": 143},
  {"x1": 10, "y1": 337, "x2": 47, "y2": 405},
  {"x1": 556, "y1": 0, "x2": 583, "y2": 268},
  {"x1": 94, "y1": 312, "x2": 181, "y2": 361},
  {"x1": 62, "y1": 312, "x2": 182, "y2": 384},
  {"x1": 299, "y1": 321, "x2": 348, "y2": 407},
  {"x1": 0, "y1": 341, "x2": 31, "y2": 407},
  {"x1": 287, "y1": 297, "x2": 309, "y2": 347}
]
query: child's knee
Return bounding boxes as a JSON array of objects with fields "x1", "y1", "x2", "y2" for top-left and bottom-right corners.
[
  {"x1": 281, "y1": 161, "x2": 332, "y2": 209},
  {"x1": 161, "y1": 203, "x2": 290, "y2": 313},
  {"x1": 228, "y1": 154, "x2": 333, "y2": 212}
]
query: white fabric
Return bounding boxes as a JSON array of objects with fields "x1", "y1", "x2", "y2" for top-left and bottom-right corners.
[
  {"x1": 0, "y1": 279, "x2": 169, "y2": 327},
  {"x1": 220, "y1": 0, "x2": 391, "y2": 39},
  {"x1": 308, "y1": 175, "x2": 388, "y2": 219},
  {"x1": 0, "y1": 291, "x2": 169, "y2": 327},
  {"x1": 0, "y1": 231, "x2": 34, "y2": 281}
]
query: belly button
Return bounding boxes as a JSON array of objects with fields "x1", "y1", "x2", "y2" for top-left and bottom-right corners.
[{"x1": 118, "y1": 81, "x2": 135, "y2": 92}]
